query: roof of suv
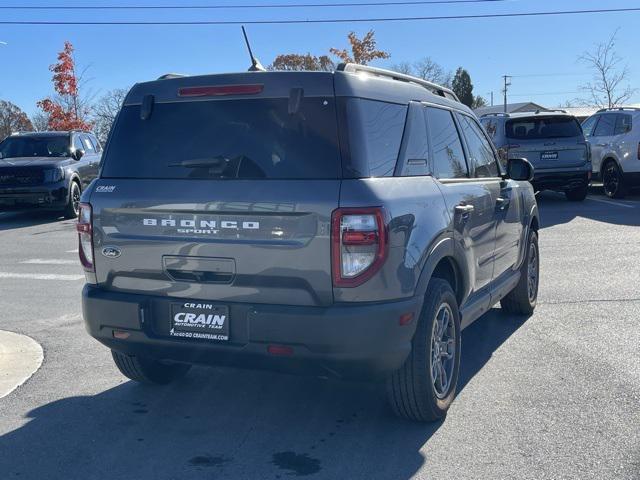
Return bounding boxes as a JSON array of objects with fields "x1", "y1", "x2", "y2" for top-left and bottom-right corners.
[
  {"x1": 482, "y1": 110, "x2": 576, "y2": 121},
  {"x1": 124, "y1": 65, "x2": 472, "y2": 115},
  {"x1": 11, "y1": 131, "x2": 92, "y2": 137}
]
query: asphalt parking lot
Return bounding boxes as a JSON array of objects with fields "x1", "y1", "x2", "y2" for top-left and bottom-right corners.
[{"x1": 0, "y1": 189, "x2": 639, "y2": 480}]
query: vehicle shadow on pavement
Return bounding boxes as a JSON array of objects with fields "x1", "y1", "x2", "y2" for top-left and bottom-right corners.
[
  {"x1": 537, "y1": 189, "x2": 640, "y2": 229},
  {"x1": 0, "y1": 211, "x2": 69, "y2": 231},
  {"x1": 0, "y1": 308, "x2": 527, "y2": 480}
]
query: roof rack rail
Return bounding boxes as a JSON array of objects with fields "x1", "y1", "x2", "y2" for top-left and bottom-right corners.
[
  {"x1": 480, "y1": 112, "x2": 510, "y2": 118},
  {"x1": 336, "y1": 63, "x2": 460, "y2": 102},
  {"x1": 596, "y1": 106, "x2": 640, "y2": 113},
  {"x1": 157, "y1": 73, "x2": 188, "y2": 80}
]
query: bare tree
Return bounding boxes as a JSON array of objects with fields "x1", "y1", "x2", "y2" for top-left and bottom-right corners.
[
  {"x1": 30, "y1": 111, "x2": 50, "y2": 132},
  {"x1": 92, "y1": 88, "x2": 128, "y2": 145},
  {"x1": 390, "y1": 57, "x2": 452, "y2": 87},
  {"x1": 579, "y1": 30, "x2": 636, "y2": 108}
]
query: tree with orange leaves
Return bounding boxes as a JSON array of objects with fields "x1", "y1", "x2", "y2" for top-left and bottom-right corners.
[
  {"x1": 37, "y1": 41, "x2": 93, "y2": 131},
  {"x1": 330, "y1": 30, "x2": 389, "y2": 65}
]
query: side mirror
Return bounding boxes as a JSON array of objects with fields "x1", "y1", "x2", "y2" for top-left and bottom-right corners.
[
  {"x1": 507, "y1": 158, "x2": 534, "y2": 182},
  {"x1": 73, "y1": 148, "x2": 85, "y2": 161}
]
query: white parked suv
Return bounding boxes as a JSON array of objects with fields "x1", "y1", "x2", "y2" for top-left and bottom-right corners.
[{"x1": 582, "y1": 107, "x2": 640, "y2": 198}]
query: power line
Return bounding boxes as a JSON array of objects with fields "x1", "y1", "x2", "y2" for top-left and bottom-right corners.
[
  {"x1": 0, "y1": 0, "x2": 507, "y2": 10},
  {"x1": 2, "y1": 7, "x2": 640, "y2": 24}
]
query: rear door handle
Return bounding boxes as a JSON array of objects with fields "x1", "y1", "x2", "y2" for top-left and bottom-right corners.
[
  {"x1": 496, "y1": 197, "x2": 510, "y2": 209},
  {"x1": 455, "y1": 204, "x2": 475, "y2": 215}
]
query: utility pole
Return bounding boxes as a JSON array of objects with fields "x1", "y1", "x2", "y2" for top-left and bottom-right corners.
[
  {"x1": 488, "y1": 91, "x2": 494, "y2": 106},
  {"x1": 502, "y1": 75, "x2": 512, "y2": 113}
]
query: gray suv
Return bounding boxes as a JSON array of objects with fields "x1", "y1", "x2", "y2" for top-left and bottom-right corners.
[
  {"x1": 480, "y1": 111, "x2": 591, "y2": 201},
  {"x1": 79, "y1": 64, "x2": 540, "y2": 422}
]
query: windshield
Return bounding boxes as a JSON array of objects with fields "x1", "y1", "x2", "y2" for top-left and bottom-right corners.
[
  {"x1": 0, "y1": 135, "x2": 70, "y2": 159},
  {"x1": 102, "y1": 97, "x2": 341, "y2": 179},
  {"x1": 506, "y1": 116, "x2": 583, "y2": 139}
]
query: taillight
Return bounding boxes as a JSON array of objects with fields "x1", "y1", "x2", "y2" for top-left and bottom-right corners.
[
  {"x1": 77, "y1": 203, "x2": 94, "y2": 272},
  {"x1": 178, "y1": 84, "x2": 263, "y2": 97},
  {"x1": 637, "y1": 142, "x2": 640, "y2": 160},
  {"x1": 331, "y1": 207, "x2": 387, "y2": 287}
]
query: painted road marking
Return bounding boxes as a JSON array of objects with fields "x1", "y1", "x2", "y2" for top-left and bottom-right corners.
[
  {"x1": 587, "y1": 197, "x2": 636, "y2": 209},
  {"x1": 66, "y1": 249, "x2": 79, "y2": 253},
  {"x1": 0, "y1": 272, "x2": 83, "y2": 281},
  {"x1": 20, "y1": 259, "x2": 78, "y2": 265},
  {"x1": 0, "y1": 330, "x2": 43, "y2": 399}
]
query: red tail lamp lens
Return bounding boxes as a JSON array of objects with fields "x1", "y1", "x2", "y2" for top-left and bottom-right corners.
[{"x1": 178, "y1": 84, "x2": 263, "y2": 97}]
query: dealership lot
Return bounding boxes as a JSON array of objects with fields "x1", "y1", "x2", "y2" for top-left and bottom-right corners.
[{"x1": 0, "y1": 191, "x2": 639, "y2": 480}]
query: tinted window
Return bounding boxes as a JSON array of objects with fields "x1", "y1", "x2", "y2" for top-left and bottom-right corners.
[
  {"x1": 344, "y1": 98, "x2": 406, "y2": 177},
  {"x1": 458, "y1": 114, "x2": 500, "y2": 178},
  {"x1": 398, "y1": 103, "x2": 429, "y2": 176},
  {"x1": 0, "y1": 135, "x2": 70, "y2": 159},
  {"x1": 506, "y1": 116, "x2": 582, "y2": 139},
  {"x1": 480, "y1": 118, "x2": 500, "y2": 141},
  {"x1": 593, "y1": 113, "x2": 616, "y2": 137},
  {"x1": 427, "y1": 107, "x2": 468, "y2": 179},
  {"x1": 73, "y1": 135, "x2": 84, "y2": 151},
  {"x1": 102, "y1": 98, "x2": 340, "y2": 179},
  {"x1": 81, "y1": 135, "x2": 95, "y2": 153},
  {"x1": 581, "y1": 115, "x2": 599, "y2": 137},
  {"x1": 614, "y1": 114, "x2": 632, "y2": 135}
]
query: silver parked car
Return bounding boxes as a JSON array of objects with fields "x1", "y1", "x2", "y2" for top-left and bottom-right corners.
[
  {"x1": 480, "y1": 111, "x2": 591, "y2": 201},
  {"x1": 581, "y1": 107, "x2": 640, "y2": 198}
]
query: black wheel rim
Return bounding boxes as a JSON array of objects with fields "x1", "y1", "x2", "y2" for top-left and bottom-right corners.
[
  {"x1": 603, "y1": 163, "x2": 619, "y2": 197},
  {"x1": 430, "y1": 303, "x2": 456, "y2": 399},
  {"x1": 527, "y1": 240, "x2": 539, "y2": 303},
  {"x1": 72, "y1": 184, "x2": 80, "y2": 215}
]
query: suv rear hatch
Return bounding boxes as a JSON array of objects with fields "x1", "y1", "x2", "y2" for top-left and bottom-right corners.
[
  {"x1": 505, "y1": 115, "x2": 588, "y2": 169},
  {"x1": 90, "y1": 73, "x2": 341, "y2": 307}
]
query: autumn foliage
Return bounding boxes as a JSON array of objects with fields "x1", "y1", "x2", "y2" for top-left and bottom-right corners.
[{"x1": 37, "y1": 41, "x2": 92, "y2": 131}]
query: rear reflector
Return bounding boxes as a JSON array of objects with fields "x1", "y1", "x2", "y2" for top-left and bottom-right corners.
[
  {"x1": 178, "y1": 84, "x2": 263, "y2": 97},
  {"x1": 113, "y1": 330, "x2": 130, "y2": 340},
  {"x1": 399, "y1": 312, "x2": 415, "y2": 326},
  {"x1": 267, "y1": 345, "x2": 293, "y2": 356}
]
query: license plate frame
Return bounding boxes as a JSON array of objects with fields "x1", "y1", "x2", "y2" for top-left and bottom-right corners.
[{"x1": 169, "y1": 302, "x2": 230, "y2": 341}]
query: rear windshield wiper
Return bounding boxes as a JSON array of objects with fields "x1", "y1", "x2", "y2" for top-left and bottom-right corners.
[{"x1": 168, "y1": 156, "x2": 228, "y2": 169}]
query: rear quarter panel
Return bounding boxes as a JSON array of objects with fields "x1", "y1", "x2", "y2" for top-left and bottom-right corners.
[{"x1": 335, "y1": 177, "x2": 453, "y2": 303}]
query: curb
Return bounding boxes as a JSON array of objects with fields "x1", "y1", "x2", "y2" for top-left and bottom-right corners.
[{"x1": 0, "y1": 330, "x2": 44, "y2": 399}]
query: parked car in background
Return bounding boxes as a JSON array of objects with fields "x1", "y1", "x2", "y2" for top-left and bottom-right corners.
[
  {"x1": 581, "y1": 107, "x2": 640, "y2": 198},
  {"x1": 0, "y1": 131, "x2": 101, "y2": 218},
  {"x1": 480, "y1": 111, "x2": 591, "y2": 201},
  {"x1": 80, "y1": 64, "x2": 540, "y2": 423}
]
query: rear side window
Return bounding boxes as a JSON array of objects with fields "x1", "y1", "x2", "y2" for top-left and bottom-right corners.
[
  {"x1": 614, "y1": 114, "x2": 632, "y2": 135},
  {"x1": 506, "y1": 116, "x2": 582, "y2": 139},
  {"x1": 426, "y1": 107, "x2": 468, "y2": 179},
  {"x1": 397, "y1": 103, "x2": 429, "y2": 176},
  {"x1": 581, "y1": 115, "x2": 599, "y2": 136},
  {"x1": 81, "y1": 135, "x2": 95, "y2": 153},
  {"x1": 102, "y1": 97, "x2": 341, "y2": 179},
  {"x1": 593, "y1": 114, "x2": 616, "y2": 137},
  {"x1": 457, "y1": 114, "x2": 500, "y2": 178},
  {"x1": 343, "y1": 98, "x2": 407, "y2": 177}
]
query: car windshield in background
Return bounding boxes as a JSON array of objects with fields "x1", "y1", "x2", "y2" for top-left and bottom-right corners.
[
  {"x1": 102, "y1": 98, "x2": 341, "y2": 180},
  {"x1": 506, "y1": 116, "x2": 582, "y2": 139},
  {"x1": 0, "y1": 136, "x2": 70, "y2": 159}
]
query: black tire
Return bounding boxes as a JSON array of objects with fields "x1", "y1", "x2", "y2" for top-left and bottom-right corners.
[
  {"x1": 501, "y1": 230, "x2": 539, "y2": 315},
  {"x1": 63, "y1": 181, "x2": 81, "y2": 219},
  {"x1": 602, "y1": 160, "x2": 627, "y2": 199},
  {"x1": 387, "y1": 278, "x2": 461, "y2": 422},
  {"x1": 111, "y1": 350, "x2": 191, "y2": 384},
  {"x1": 565, "y1": 185, "x2": 588, "y2": 202}
]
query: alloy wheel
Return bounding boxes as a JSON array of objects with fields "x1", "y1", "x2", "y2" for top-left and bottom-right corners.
[
  {"x1": 527, "y1": 240, "x2": 539, "y2": 303},
  {"x1": 71, "y1": 183, "x2": 81, "y2": 216},
  {"x1": 430, "y1": 303, "x2": 456, "y2": 399},
  {"x1": 603, "y1": 162, "x2": 620, "y2": 197}
]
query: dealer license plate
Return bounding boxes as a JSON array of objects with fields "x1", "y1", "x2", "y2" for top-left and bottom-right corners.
[{"x1": 169, "y1": 302, "x2": 229, "y2": 341}]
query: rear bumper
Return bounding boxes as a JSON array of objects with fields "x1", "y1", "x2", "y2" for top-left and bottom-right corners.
[
  {"x1": 531, "y1": 169, "x2": 590, "y2": 192},
  {"x1": 0, "y1": 182, "x2": 68, "y2": 210},
  {"x1": 82, "y1": 285, "x2": 423, "y2": 380}
]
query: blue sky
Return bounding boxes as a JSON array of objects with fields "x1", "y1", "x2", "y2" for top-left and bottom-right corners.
[{"x1": 1, "y1": 0, "x2": 640, "y2": 117}]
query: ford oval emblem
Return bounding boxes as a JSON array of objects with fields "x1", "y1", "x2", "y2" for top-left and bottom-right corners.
[{"x1": 101, "y1": 246, "x2": 121, "y2": 258}]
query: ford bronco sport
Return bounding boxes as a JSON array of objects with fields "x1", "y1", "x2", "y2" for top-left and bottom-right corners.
[{"x1": 80, "y1": 64, "x2": 540, "y2": 422}]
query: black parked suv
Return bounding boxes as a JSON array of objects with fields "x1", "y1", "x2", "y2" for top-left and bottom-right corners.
[
  {"x1": 0, "y1": 131, "x2": 101, "y2": 218},
  {"x1": 80, "y1": 65, "x2": 540, "y2": 422}
]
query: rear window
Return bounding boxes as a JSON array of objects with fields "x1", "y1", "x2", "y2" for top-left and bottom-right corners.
[
  {"x1": 506, "y1": 116, "x2": 582, "y2": 139},
  {"x1": 102, "y1": 97, "x2": 341, "y2": 179}
]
